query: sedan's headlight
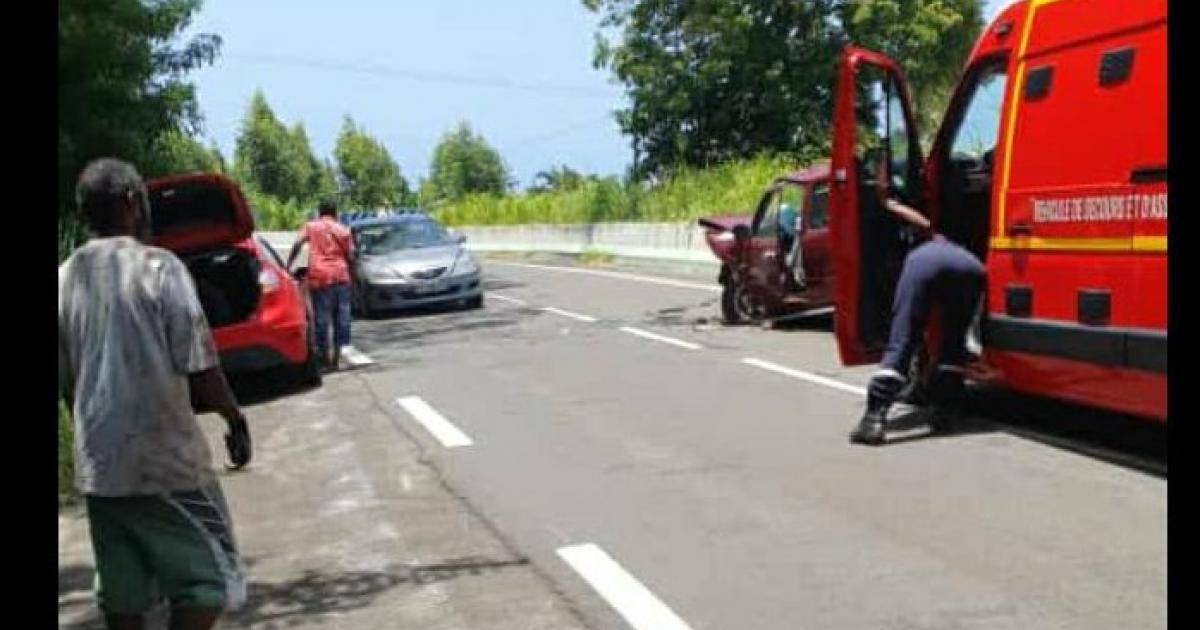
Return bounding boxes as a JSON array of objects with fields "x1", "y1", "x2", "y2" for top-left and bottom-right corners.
[
  {"x1": 452, "y1": 252, "x2": 480, "y2": 276},
  {"x1": 362, "y1": 263, "x2": 402, "y2": 282}
]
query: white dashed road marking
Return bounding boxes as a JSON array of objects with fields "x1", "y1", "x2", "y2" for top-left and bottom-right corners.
[
  {"x1": 339, "y1": 345, "x2": 374, "y2": 368},
  {"x1": 740, "y1": 357, "x2": 867, "y2": 396},
  {"x1": 490, "y1": 293, "x2": 528, "y2": 306},
  {"x1": 491, "y1": 261, "x2": 719, "y2": 292},
  {"x1": 541, "y1": 307, "x2": 599, "y2": 323},
  {"x1": 619, "y1": 326, "x2": 702, "y2": 350},
  {"x1": 557, "y1": 543, "x2": 695, "y2": 630},
  {"x1": 396, "y1": 396, "x2": 474, "y2": 448}
]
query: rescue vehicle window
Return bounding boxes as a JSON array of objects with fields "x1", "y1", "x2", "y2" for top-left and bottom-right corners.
[
  {"x1": 853, "y1": 70, "x2": 916, "y2": 202},
  {"x1": 950, "y1": 68, "x2": 1008, "y2": 163},
  {"x1": 885, "y1": 82, "x2": 911, "y2": 196}
]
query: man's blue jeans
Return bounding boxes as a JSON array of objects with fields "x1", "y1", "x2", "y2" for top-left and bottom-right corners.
[{"x1": 311, "y1": 282, "x2": 351, "y2": 359}]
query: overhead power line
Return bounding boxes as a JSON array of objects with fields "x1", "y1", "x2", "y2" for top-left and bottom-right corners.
[{"x1": 226, "y1": 53, "x2": 620, "y2": 98}]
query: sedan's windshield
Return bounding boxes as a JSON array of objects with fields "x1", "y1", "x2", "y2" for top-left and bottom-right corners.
[{"x1": 355, "y1": 221, "x2": 451, "y2": 255}]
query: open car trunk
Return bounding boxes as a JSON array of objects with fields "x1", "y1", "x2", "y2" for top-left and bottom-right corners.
[
  {"x1": 146, "y1": 174, "x2": 260, "y2": 329},
  {"x1": 182, "y1": 247, "x2": 262, "y2": 328}
]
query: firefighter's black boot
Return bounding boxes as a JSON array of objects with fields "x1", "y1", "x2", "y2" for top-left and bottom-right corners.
[
  {"x1": 926, "y1": 365, "x2": 967, "y2": 434},
  {"x1": 850, "y1": 371, "x2": 905, "y2": 446}
]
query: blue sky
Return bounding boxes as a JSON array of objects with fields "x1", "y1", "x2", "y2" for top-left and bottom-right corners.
[{"x1": 184, "y1": 0, "x2": 1017, "y2": 190}]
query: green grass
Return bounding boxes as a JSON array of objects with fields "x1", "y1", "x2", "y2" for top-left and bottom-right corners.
[
  {"x1": 434, "y1": 154, "x2": 809, "y2": 227},
  {"x1": 59, "y1": 400, "x2": 77, "y2": 506},
  {"x1": 578, "y1": 248, "x2": 615, "y2": 266},
  {"x1": 148, "y1": 154, "x2": 812, "y2": 232}
]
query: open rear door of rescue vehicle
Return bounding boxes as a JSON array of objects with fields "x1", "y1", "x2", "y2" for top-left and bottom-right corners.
[{"x1": 829, "y1": 47, "x2": 924, "y2": 365}]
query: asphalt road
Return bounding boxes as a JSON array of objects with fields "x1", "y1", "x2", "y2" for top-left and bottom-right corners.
[{"x1": 337, "y1": 259, "x2": 1165, "y2": 630}]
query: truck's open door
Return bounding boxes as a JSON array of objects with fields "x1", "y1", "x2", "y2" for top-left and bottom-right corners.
[{"x1": 829, "y1": 47, "x2": 924, "y2": 365}]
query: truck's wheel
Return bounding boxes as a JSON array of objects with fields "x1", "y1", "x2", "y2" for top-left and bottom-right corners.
[
  {"x1": 721, "y1": 280, "x2": 742, "y2": 324},
  {"x1": 721, "y1": 280, "x2": 758, "y2": 324}
]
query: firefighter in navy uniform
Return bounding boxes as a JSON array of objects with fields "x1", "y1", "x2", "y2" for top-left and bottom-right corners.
[{"x1": 850, "y1": 160, "x2": 986, "y2": 446}]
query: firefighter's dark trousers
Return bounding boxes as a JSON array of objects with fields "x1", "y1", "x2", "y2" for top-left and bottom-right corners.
[{"x1": 878, "y1": 237, "x2": 986, "y2": 376}]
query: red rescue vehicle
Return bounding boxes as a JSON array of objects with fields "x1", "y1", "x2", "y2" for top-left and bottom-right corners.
[{"x1": 827, "y1": 0, "x2": 1166, "y2": 420}]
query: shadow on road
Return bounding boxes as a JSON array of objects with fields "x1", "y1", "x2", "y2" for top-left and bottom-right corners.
[
  {"x1": 60, "y1": 557, "x2": 528, "y2": 630},
  {"x1": 483, "y1": 278, "x2": 527, "y2": 292},
  {"x1": 227, "y1": 369, "x2": 321, "y2": 409},
  {"x1": 353, "y1": 315, "x2": 520, "y2": 355},
  {"x1": 224, "y1": 557, "x2": 529, "y2": 628},
  {"x1": 966, "y1": 387, "x2": 1167, "y2": 477},
  {"x1": 881, "y1": 388, "x2": 1167, "y2": 477}
]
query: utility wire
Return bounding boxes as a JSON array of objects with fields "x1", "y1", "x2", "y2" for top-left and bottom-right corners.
[{"x1": 226, "y1": 53, "x2": 618, "y2": 98}]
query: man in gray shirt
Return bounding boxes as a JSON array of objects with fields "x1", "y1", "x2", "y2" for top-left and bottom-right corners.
[{"x1": 59, "y1": 158, "x2": 252, "y2": 630}]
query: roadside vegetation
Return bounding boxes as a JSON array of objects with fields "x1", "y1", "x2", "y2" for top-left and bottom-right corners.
[{"x1": 432, "y1": 154, "x2": 798, "y2": 226}]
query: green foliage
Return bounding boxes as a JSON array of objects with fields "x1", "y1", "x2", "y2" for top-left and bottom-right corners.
[
  {"x1": 244, "y1": 188, "x2": 308, "y2": 231},
  {"x1": 579, "y1": 248, "x2": 616, "y2": 266},
  {"x1": 583, "y1": 0, "x2": 983, "y2": 178},
  {"x1": 334, "y1": 117, "x2": 413, "y2": 210},
  {"x1": 423, "y1": 122, "x2": 511, "y2": 204},
  {"x1": 148, "y1": 129, "x2": 226, "y2": 176},
  {"x1": 59, "y1": 0, "x2": 221, "y2": 253},
  {"x1": 434, "y1": 154, "x2": 796, "y2": 226},
  {"x1": 59, "y1": 400, "x2": 77, "y2": 505},
  {"x1": 233, "y1": 91, "x2": 326, "y2": 202},
  {"x1": 839, "y1": 0, "x2": 984, "y2": 148},
  {"x1": 530, "y1": 165, "x2": 594, "y2": 194}
]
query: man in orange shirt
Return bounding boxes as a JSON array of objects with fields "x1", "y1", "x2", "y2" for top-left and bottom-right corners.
[{"x1": 288, "y1": 199, "x2": 355, "y2": 370}]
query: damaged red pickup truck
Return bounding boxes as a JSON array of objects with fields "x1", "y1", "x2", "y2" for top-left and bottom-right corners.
[{"x1": 699, "y1": 165, "x2": 834, "y2": 324}]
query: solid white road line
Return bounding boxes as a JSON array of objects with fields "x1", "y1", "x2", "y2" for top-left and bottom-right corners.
[
  {"x1": 619, "y1": 326, "x2": 702, "y2": 350},
  {"x1": 338, "y1": 345, "x2": 374, "y2": 367},
  {"x1": 740, "y1": 358, "x2": 867, "y2": 396},
  {"x1": 396, "y1": 396, "x2": 474, "y2": 448},
  {"x1": 541, "y1": 307, "x2": 599, "y2": 323},
  {"x1": 491, "y1": 261, "x2": 719, "y2": 293},
  {"x1": 490, "y1": 293, "x2": 528, "y2": 306},
  {"x1": 557, "y1": 543, "x2": 694, "y2": 630}
]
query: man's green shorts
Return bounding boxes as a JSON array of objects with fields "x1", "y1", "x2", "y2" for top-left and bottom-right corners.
[{"x1": 85, "y1": 483, "x2": 246, "y2": 614}]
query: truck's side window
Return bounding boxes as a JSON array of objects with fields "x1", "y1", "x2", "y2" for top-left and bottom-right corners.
[
  {"x1": 754, "y1": 189, "x2": 781, "y2": 239},
  {"x1": 779, "y1": 184, "x2": 804, "y2": 231},
  {"x1": 808, "y1": 184, "x2": 829, "y2": 229}
]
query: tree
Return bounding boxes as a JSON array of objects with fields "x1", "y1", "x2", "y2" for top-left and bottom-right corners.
[
  {"x1": 583, "y1": 0, "x2": 983, "y2": 178},
  {"x1": 59, "y1": 0, "x2": 221, "y2": 254},
  {"x1": 232, "y1": 91, "x2": 324, "y2": 202},
  {"x1": 149, "y1": 129, "x2": 225, "y2": 176},
  {"x1": 333, "y1": 117, "x2": 411, "y2": 210},
  {"x1": 423, "y1": 122, "x2": 511, "y2": 204},
  {"x1": 530, "y1": 165, "x2": 590, "y2": 194},
  {"x1": 838, "y1": 0, "x2": 984, "y2": 147}
]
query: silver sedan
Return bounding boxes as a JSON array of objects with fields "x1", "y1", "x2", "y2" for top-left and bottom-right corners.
[{"x1": 349, "y1": 215, "x2": 483, "y2": 316}]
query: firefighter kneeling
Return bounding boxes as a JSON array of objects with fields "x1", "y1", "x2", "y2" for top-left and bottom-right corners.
[{"x1": 850, "y1": 163, "x2": 986, "y2": 446}]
